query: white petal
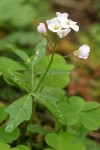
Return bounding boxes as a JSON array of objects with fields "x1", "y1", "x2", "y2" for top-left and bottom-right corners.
[
  {"x1": 56, "y1": 12, "x2": 61, "y2": 17},
  {"x1": 46, "y1": 20, "x2": 50, "y2": 25},
  {"x1": 56, "y1": 12, "x2": 69, "y2": 18},
  {"x1": 57, "y1": 28, "x2": 71, "y2": 38},
  {"x1": 71, "y1": 25, "x2": 79, "y2": 32},
  {"x1": 70, "y1": 20, "x2": 77, "y2": 25}
]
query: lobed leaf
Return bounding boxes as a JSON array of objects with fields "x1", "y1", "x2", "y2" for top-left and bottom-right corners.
[
  {"x1": 0, "y1": 126, "x2": 20, "y2": 143},
  {"x1": 16, "y1": 145, "x2": 30, "y2": 150},
  {"x1": 0, "y1": 142, "x2": 10, "y2": 150},
  {"x1": 58, "y1": 96, "x2": 100, "y2": 130},
  {"x1": 45, "y1": 132, "x2": 86, "y2": 150},
  {"x1": 0, "y1": 107, "x2": 8, "y2": 123}
]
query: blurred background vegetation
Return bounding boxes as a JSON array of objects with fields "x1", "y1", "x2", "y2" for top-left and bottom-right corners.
[{"x1": 0, "y1": 0, "x2": 100, "y2": 148}]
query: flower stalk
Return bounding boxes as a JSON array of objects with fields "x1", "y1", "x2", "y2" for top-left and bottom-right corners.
[{"x1": 35, "y1": 36, "x2": 58, "y2": 92}]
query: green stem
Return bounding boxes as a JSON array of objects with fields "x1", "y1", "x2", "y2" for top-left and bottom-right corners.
[
  {"x1": 31, "y1": 64, "x2": 34, "y2": 92},
  {"x1": 35, "y1": 37, "x2": 58, "y2": 92},
  {"x1": 44, "y1": 35, "x2": 54, "y2": 48}
]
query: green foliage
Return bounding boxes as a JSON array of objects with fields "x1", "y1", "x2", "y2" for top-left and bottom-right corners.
[
  {"x1": 0, "y1": 142, "x2": 10, "y2": 150},
  {"x1": 0, "y1": 107, "x2": 8, "y2": 123},
  {"x1": 0, "y1": 142, "x2": 30, "y2": 150},
  {"x1": 58, "y1": 96, "x2": 100, "y2": 130},
  {"x1": 27, "y1": 124, "x2": 50, "y2": 135},
  {"x1": 0, "y1": 0, "x2": 35, "y2": 27},
  {"x1": 0, "y1": 0, "x2": 51, "y2": 48},
  {"x1": 0, "y1": 57, "x2": 26, "y2": 73},
  {"x1": 33, "y1": 92, "x2": 100, "y2": 131},
  {"x1": 34, "y1": 54, "x2": 74, "y2": 88},
  {"x1": 16, "y1": 145, "x2": 30, "y2": 150},
  {"x1": 11, "y1": 48, "x2": 30, "y2": 63},
  {"x1": 33, "y1": 92, "x2": 59, "y2": 118},
  {"x1": 0, "y1": 126, "x2": 20, "y2": 143},
  {"x1": 44, "y1": 132, "x2": 86, "y2": 150},
  {"x1": 4, "y1": 72, "x2": 31, "y2": 92},
  {"x1": 0, "y1": 56, "x2": 31, "y2": 92},
  {"x1": 42, "y1": 87, "x2": 67, "y2": 102},
  {"x1": 5, "y1": 95, "x2": 32, "y2": 132},
  {"x1": 83, "y1": 138, "x2": 100, "y2": 150},
  {"x1": 0, "y1": 32, "x2": 42, "y2": 47},
  {"x1": 31, "y1": 38, "x2": 47, "y2": 67}
]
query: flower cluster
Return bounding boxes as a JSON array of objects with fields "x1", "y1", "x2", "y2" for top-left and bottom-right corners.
[
  {"x1": 37, "y1": 12, "x2": 90, "y2": 59},
  {"x1": 37, "y1": 12, "x2": 79, "y2": 38}
]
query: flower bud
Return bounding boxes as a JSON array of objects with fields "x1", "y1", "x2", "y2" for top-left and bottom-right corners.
[
  {"x1": 37, "y1": 23, "x2": 47, "y2": 35},
  {"x1": 75, "y1": 45, "x2": 90, "y2": 59}
]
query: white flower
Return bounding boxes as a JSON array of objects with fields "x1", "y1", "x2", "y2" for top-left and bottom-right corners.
[
  {"x1": 37, "y1": 23, "x2": 46, "y2": 34},
  {"x1": 56, "y1": 12, "x2": 69, "y2": 18},
  {"x1": 46, "y1": 18, "x2": 62, "y2": 33},
  {"x1": 58, "y1": 17, "x2": 79, "y2": 32},
  {"x1": 57, "y1": 28, "x2": 71, "y2": 38},
  {"x1": 77, "y1": 45, "x2": 90, "y2": 59}
]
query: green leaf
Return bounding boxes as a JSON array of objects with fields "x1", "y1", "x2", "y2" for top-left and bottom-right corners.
[
  {"x1": 82, "y1": 102, "x2": 100, "y2": 111},
  {"x1": 0, "y1": 107, "x2": 8, "y2": 123},
  {"x1": 5, "y1": 95, "x2": 32, "y2": 132},
  {"x1": 0, "y1": 126, "x2": 20, "y2": 143},
  {"x1": 3, "y1": 32, "x2": 42, "y2": 45},
  {"x1": 58, "y1": 96, "x2": 100, "y2": 130},
  {"x1": 32, "y1": 92, "x2": 59, "y2": 118},
  {"x1": 83, "y1": 138, "x2": 100, "y2": 150},
  {"x1": 43, "y1": 148, "x2": 54, "y2": 150},
  {"x1": 31, "y1": 38, "x2": 46, "y2": 66},
  {"x1": 80, "y1": 113, "x2": 98, "y2": 130},
  {"x1": 70, "y1": 96, "x2": 85, "y2": 111},
  {"x1": 11, "y1": 48, "x2": 30, "y2": 63},
  {"x1": 0, "y1": 142, "x2": 10, "y2": 150},
  {"x1": 58, "y1": 102, "x2": 79, "y2": 125},
  {"x1": 4, "y1": 72, "x2": 31, "y2": 92},
  {"x1": 16, "y1": 145, "x2": 31, "y2": 150},
  {"x1": 11, "y1": 148, "x2": 19, "y2": 150},
  {"x1": 34, "y1": 54, "x2": 74, "y2": 88},
  {"x1": 33, "y1": 92, "x2": 67, "y2": 125},
  {"x1": 42, "y1": 87, "x2": 67, "y2": 102},
  {"x1": 45, "y1": 132, "x2": 86, "y2": 150},
  {"x1": 0, "y1": 57, "x2": 26, "y2": 73},
  {"x1": 27, "y1": 124, "x2": 49, "y2": 135}
]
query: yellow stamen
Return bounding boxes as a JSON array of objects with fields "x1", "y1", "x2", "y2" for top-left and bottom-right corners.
[{"x1": 54, "y1": 26, "x2": 59, "y2": 30}]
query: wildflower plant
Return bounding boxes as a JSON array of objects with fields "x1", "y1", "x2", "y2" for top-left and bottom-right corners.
[{"x1": 0, "y1": 12, "x2": 100, "y2": 150}]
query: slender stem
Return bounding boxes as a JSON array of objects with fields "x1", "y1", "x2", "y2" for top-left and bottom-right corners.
[
  {"x1": 44, "y1": 35, "x2": 54, "y2": 48},
  {"x1": 7, "y1": 84, "x2": 10, "y2": 101},
  {"x1": 53, "y1": 54, "x2": 73, "y2": 60},
  {"x1": 35, "y1": 38, "x2": 58, "y2": 92},
  {"x1": 31, "y1": 64, "x2": 34, "y2": 91}
]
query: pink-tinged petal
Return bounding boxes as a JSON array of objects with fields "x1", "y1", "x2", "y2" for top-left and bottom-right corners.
[
  {"x1": 37, "y1": 23, "x2": 46, "y2": 34},
  {"x1": 77, "y1": 45, "x2": 90, "y2": 59}
]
